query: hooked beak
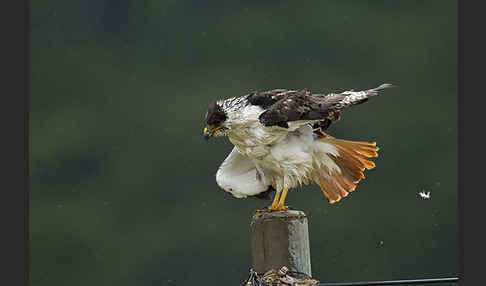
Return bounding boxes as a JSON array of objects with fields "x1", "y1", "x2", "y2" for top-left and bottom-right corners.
[{"x1": 203, "y1": 126, "x2": 219, "y2": 140}]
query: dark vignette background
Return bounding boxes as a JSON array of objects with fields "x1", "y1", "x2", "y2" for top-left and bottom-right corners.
[{"x1": 30, "y1": 1, "x2": 457, "y2": 285}]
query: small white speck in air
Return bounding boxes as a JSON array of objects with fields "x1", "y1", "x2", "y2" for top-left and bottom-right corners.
[{"x1": 418, "y1": 190, "x2": 431, "y2": 199}]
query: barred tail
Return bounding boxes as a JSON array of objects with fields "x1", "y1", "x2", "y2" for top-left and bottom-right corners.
[
  {"x1": 340, "y1": 83, "x2": 395, "y2": 107},
  {"x1": 313, "y1": 133, "x2": 379, "y2": 204},
  {"x1": 365, "y1": 83, "x2": 396, "y2": 97}
]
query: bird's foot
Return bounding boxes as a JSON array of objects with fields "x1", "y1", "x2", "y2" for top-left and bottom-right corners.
[
  {"x1": 268, "y1": 204, "x2": 289, "y2": 212},
  {"x1": 256, "y1": 204, "x2": 288, "y2": 213},
  {"x1": 256, "y1": 188, "x2": 289, "y2": 212}
]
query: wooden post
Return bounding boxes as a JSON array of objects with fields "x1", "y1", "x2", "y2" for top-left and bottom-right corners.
[{"x1": 250, "y1": 210, "x2": 312, "y2": 277}]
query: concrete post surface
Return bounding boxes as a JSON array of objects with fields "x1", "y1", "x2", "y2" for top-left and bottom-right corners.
[{"x1": 250, "y1": 210, "x2": 312, "y2": 277}]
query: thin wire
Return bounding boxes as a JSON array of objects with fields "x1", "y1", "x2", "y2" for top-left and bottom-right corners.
[{"x1": 318, "y1": 277, "x2": 459, "y2": 286}]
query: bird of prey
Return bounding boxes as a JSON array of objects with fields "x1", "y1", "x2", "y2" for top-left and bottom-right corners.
[{"x1": 203, "y1": 83, "x2": 394, "y2": 212}]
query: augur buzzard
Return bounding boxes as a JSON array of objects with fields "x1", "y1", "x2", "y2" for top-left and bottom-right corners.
[{"x1": 203, "y1": 83, "x2": 394, "y2": 211}]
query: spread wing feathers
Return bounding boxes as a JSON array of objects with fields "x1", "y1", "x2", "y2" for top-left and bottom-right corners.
[
  {"x1": 312, "y1": 132, "x2": 380, "y2": 204},
  {"x1": 253, "y1": 83, "x2": 394, "y2": 129},
  {"x1": 247, "y1": 89, "x2": 296, "y2": 109}
]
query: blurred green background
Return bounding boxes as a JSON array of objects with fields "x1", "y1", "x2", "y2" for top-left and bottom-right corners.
[{"x1": 30, "y1": 0, "x2": 457, "y2": 285}]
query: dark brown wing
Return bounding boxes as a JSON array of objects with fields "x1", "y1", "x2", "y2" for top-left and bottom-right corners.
[
  {"x1": 254, "y1": 84, "x2": 394, "y2": 129},
  {"x1": 256, "y1": 90, "x2": 348, "y2": 128},
  {"x1": 246, "y1": 89, "x2": 297, "y2": 109}
]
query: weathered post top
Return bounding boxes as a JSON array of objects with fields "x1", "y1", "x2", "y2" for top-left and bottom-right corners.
[{"x1": 250, "y1": 210, "x2": 312, "y2": 278}]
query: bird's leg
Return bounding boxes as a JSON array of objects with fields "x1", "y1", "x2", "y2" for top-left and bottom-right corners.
[
  {"x1": 270, "y1": 190, "x2": 281, "y2": 209},
  {"x1": 256, "y1": 190, "x2": 280, "y2": 213},
  {"x1": 266, "y1": 189, "x2": 289, "y2": 212},
  {"x1": 276, "y1": 188, "x2": 289, "y2": 211},
  {"x1": 257, "y1": 191, "x2": 280, "y2": 213}
]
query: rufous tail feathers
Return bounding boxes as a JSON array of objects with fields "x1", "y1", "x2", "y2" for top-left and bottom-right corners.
[{"x1": 316, "y1": 132, "x2": 379, "y2": 204}]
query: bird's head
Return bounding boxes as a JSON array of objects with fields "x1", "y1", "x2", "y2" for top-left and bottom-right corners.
[{"x1": 203, "y1": 101, "x2": 228, "y2": 140}]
